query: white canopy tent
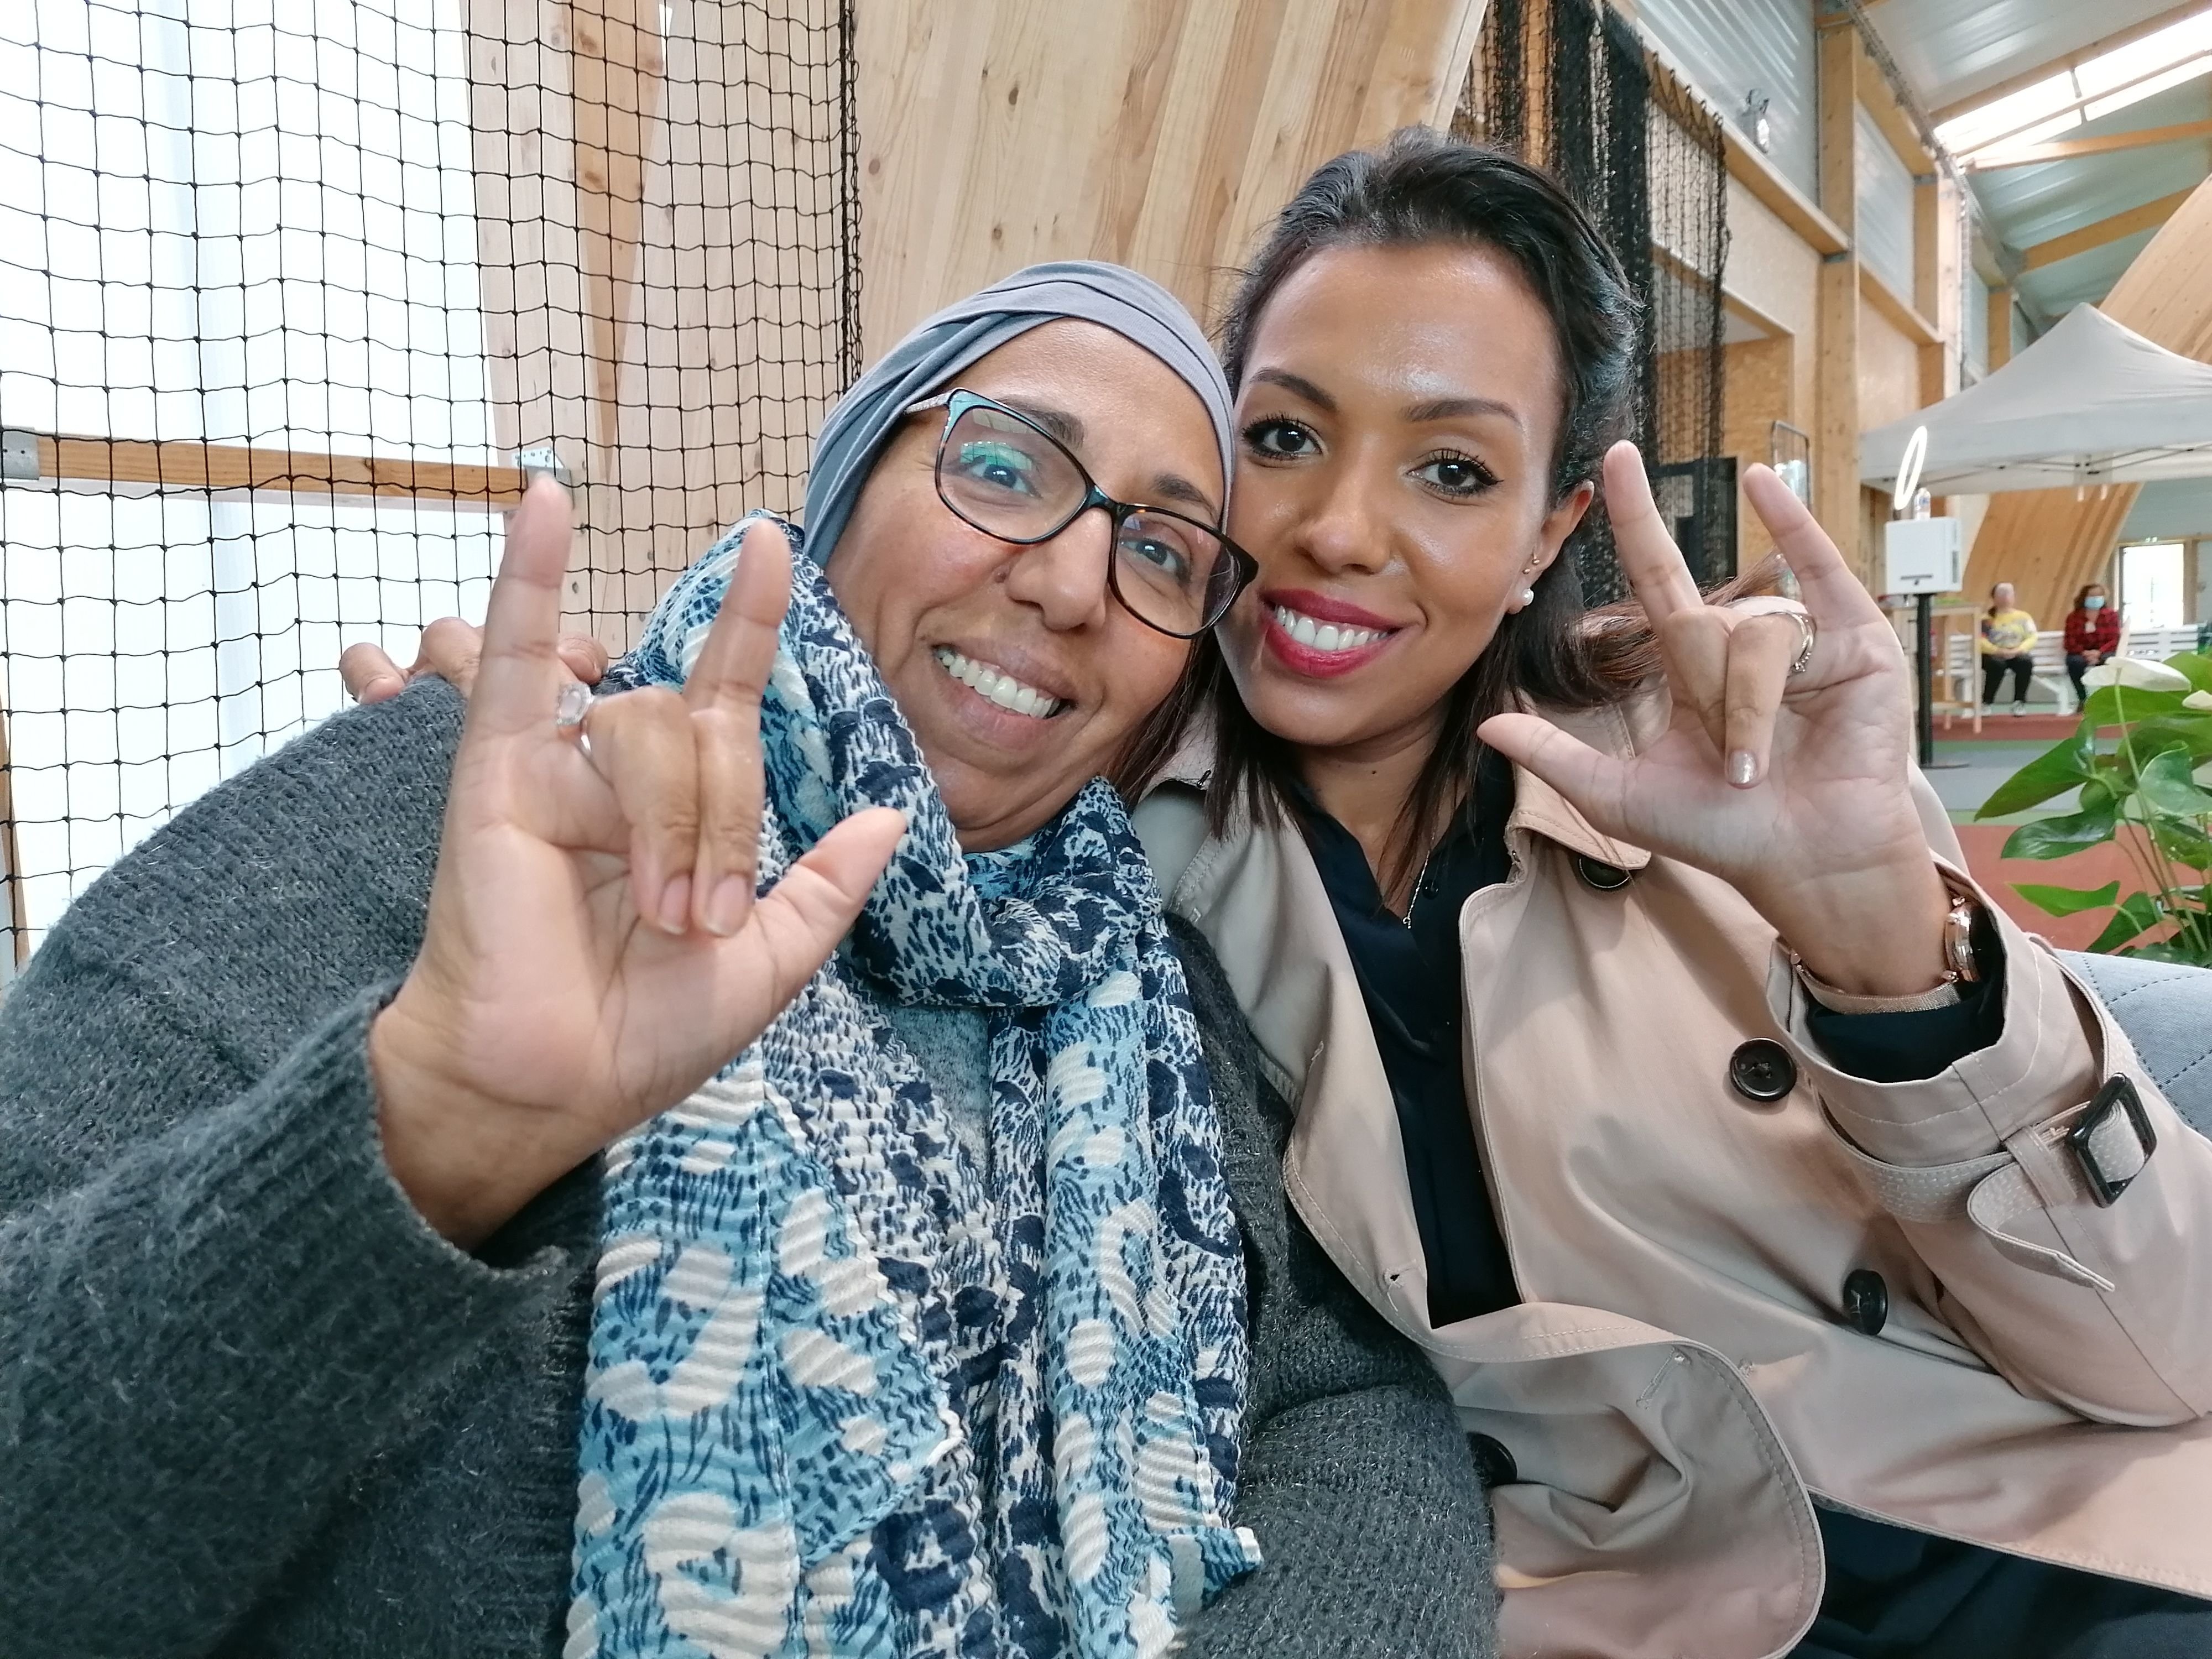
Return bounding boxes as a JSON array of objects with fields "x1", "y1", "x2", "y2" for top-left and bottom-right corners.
[{"x1": 1861, "y1": 305, "x2": 2212, "y2": 495}]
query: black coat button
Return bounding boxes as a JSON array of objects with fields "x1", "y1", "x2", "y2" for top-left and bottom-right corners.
[
  {"x1": 1728, "y1": 1039, "x2": 1798, "y2": 1103},
  {"x1": 1573, "y1": 854, "x2": 1632, "y2": 891},
  {"x1": 1467, "y1": 1432, "x2": 1519, "y2": 1488},
  {"x1": 1843, "y1": 1269, "x2": 1890, "y2": 1336}
]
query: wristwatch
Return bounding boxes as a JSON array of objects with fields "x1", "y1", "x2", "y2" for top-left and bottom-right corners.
[{"x1": 1788, "y1": 873, "x2": 1984, "y2": 1014}]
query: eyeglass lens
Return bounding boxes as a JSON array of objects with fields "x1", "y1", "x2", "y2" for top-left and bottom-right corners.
[{"x1": 937, "y1": 401, "x2": 1236, "y2": 636}]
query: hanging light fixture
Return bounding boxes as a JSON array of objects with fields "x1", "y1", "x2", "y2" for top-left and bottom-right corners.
[{"x1": 1741, "y1": 90, "x2": 1773, "y2": 154}]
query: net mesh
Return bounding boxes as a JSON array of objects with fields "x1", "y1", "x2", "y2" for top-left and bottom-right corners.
[
  {"x1": 1457, "y1": 0, "x2": 1730, "y2": 603},
  {"x1": 0, "y1": 0, "x2": 859, "y2": 962}
]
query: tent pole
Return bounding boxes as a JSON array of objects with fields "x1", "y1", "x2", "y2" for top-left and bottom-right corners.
[{"x1": 1915, "y1": 592, "x2": 1936, "y2": 770}]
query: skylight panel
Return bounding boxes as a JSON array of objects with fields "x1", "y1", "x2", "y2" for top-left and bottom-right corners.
[{"x1": 1937, "y1": 4, "x2": 2212, "y2": 158}]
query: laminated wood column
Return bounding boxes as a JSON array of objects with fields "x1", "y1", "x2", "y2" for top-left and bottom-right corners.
[
  {"x1": 855, "y1": 0, "x2": 1490, "y2": 355},
  {"x1": 1965, "y1": 176, "x2": 2212, "y2": 621},
  {"x1": 1814, "y1": 25, "x2": 1865, "y2": 583},
  {"x1": 1986, "y1": 284, "x2": 2012, "y2": 370}
]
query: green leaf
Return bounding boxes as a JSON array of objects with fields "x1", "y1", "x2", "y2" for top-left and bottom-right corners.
[
  {"x1": 2083, "y1": 685, "x2": 2190, "y2": 727},
  {"x1": 2137, "y1": 747, "x2": 2212, "y2": 817},
  {"x1": 2000, "y1": 796, "x2": 2121, "y2": 859},
  {"x1": 2121, "y1": 715, "x2": 2212, "y2": 761},
  {"x1": 2088, "y1": 892, "x2": 2164, "y2": 953},
  {"x1": 2162, "y1": 652, "x2": 2212, "y2": 694},
  {"x1": 2149, "y1": 816, "x2": 2212, "y2": 870},
  {"x1": 2012, "y1": 880, "x2": 2121, "y2": 917},
  {"x1": 1975, "y1": 729, "x2": 2096, "y2": 819}
]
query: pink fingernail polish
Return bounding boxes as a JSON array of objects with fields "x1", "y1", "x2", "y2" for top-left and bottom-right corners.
[
  {"x1": 658, "y1": 873, "x2": 692, "y2": 935},
  {"x1": 1728, "y1": 750, "x2": 1757, "y2": 787}
]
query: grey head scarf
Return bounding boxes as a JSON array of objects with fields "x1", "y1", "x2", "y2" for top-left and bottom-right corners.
[{"x1": 800, "y1": 260, "x2": 1235, "y2": 564}]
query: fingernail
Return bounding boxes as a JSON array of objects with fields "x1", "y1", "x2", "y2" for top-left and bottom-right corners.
[
  {"x1": 657, "y1": 872, "x2": 692, "y2": 935},
  {"x1": 1728, "y1": 750, "x2": 1757, "y2": 787},
  {"x1": 706, "y1": 875, "x2": 748, "y2": 936}
]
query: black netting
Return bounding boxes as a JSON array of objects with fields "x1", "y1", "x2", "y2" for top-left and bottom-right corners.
[
  {"x1": 0, "y1": 0, "x2": 859, "y2": 963},
  {"x1": 1462, "y1": 0, "x2": 1730, "y2": 603}
]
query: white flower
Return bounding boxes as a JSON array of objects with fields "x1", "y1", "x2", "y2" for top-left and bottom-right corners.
[
  {"x1": 2083, "y1": 656, "x2": 2194, "y2": 693},
  {"x1": 2185, "y1": 691, "x2": 2212, "y2": 711}
]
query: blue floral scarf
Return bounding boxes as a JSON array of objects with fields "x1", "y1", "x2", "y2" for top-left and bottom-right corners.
[{"x1": 568, "y1": 518, "x2": 1260, "y2": 1658}]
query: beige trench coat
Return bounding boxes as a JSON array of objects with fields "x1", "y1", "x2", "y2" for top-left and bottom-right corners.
[{"x1": 1132, "y1": 695, "x2": 2212, "y2": 1659}]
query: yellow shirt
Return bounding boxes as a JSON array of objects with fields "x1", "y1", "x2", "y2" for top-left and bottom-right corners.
[{"x1": 1980, "y1": 608, "x2": 2037, "y2": 655}]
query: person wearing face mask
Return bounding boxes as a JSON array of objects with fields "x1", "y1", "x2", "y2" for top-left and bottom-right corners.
[
  {"x1": 2063, "y1": 582, "x2": 2122, "y2": 707},
  {"x1": 0, "y1": 265, "x2": 1500, "y2": 1659},
  {"x1": 1119, "y1": 134, "x2": 2212, "y2": 1659}
]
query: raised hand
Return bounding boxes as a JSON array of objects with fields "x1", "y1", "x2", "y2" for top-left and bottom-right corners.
[
  {"x1": 1479, "y1": 442, "x2": 1950, "y2": 998},
  {"x1": 340, "y1": 618, "x2": 607, "y2": 704},
  {"x1": 368, "y1": 478, "x2": 906, "y2": 1245}
]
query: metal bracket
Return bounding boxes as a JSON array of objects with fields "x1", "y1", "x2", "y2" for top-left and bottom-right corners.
[
  {"x1": 1, "y1": 429, "x2": 39, "y2": 482},
  {"x1": 515, "y1": 446, "x2": 573, "y2": 487}
]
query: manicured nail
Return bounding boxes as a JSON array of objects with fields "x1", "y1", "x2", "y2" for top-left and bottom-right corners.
[
  {"x1": 1728, "y1": 750, "x2": 1757, "y2": 787},
  {"x1": 657, "y1": 872, "x2": 692, "y2": 935},
  {"x1": 706, "y1": 875, "x2": 749, "y2": 937}
]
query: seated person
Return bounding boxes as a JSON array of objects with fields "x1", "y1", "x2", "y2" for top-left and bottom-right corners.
[{"x1": 0, "y1": 264, "x2": 1496, "y2": 1659}]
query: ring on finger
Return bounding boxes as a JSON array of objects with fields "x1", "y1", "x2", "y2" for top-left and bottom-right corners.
[
  {"x1": 1785, "y1": 611, "x2": 1818, "y2": 679},
  {"x1": 555, "y1": 680, "x2": 594, "y2": 754}
]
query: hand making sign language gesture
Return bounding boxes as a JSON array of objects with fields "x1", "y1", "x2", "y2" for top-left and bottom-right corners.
[
  {"x1": 1479, "y1": 441, "x2": 1954, "y2": 1000},
  {"x1": 368, "y1": 477, "x2": 906, "y2": 1246}
]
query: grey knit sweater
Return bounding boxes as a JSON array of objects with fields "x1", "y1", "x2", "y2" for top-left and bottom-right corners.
[{"x1": 0, "y1": 681, "x2": 1499, "y2": 1659}]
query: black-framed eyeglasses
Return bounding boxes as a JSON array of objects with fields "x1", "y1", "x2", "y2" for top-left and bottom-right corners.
[{"x1": 907, "y1": 388, "x2": 1256, "y2": 639}]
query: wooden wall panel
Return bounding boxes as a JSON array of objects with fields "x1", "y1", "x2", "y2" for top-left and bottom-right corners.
[
  {"x1": 1966, "y1": 176, "x2": 2212, "y2": 623},
  {"x1": 854, "y1": 0, "x2": 1489, "y2": 356},
  {"x1": 1721, "y1": 335, "x2": 1794, "y2": 565}
]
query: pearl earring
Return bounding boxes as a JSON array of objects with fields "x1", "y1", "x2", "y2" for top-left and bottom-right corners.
[{"x1": 1519, "y1": 586, "x2": 1536, "y2": 608}]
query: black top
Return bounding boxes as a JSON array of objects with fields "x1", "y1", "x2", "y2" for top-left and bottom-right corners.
[{"x1": 1292, "y1": 752, "x2": 2001, "y2": 1329}]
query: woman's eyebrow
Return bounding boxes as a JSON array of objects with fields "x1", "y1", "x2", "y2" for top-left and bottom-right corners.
[
  {"x1": 1403, "y1": 393, "x2": 1523, "y2": 428},
  {"x1": 1250, "y1": 368, "x2": 1334, "y2": 410},
  {"x1": 1147, "y1": 472, "x2": 1220, "y2": 517},
  {"x1": 995, "y1": 397, "x2": 1084, "y2": 450}
]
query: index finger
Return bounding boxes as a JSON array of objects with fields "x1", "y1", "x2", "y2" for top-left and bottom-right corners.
[
  {"x1": 684, "y1": 519, "x2": 794, "y2": 714},
  {"x1": 467, "y1": 474, "x2": 575, "y2": 738},
  {"x1": 1600, "y1": 440, "x2": 1704, "y2": 625},
  {"x1": 1741, "y1": 463, "x2": 1886, "y2": 629}
]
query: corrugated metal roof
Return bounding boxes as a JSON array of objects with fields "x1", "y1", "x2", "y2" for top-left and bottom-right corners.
[
  {"x1": 1869, "y1": 0, "x2": 2190, "y2": 121},
  {"x1": 1860, "y1": 0, "x2": 2212, "y2": 321}
]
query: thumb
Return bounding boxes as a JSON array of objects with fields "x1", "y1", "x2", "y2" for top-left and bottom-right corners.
[
  {"x1": 730, "y1": 805, "x2": 906, "y2": 1018},
  {"x1": 1478, "y1": 713, "x2": 1635, "y2": 843}
]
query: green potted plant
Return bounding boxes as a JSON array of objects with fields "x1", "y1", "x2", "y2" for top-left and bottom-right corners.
[{"x1": 1974, "y1": 653, "x2": 2212, "y2": 964}]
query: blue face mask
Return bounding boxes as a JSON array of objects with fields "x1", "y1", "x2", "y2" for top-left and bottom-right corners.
[{"x1": 2085, "y1": 596, "x2": 2106, "y2": 609}]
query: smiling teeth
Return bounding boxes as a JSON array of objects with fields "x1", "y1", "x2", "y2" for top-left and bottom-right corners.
[
  {"x1": 933, "y1": 647, "x2": 1064, "y2": 719},
  {"x1": 1272, "y1": 606, "x2": 1385, "y2": 653}
]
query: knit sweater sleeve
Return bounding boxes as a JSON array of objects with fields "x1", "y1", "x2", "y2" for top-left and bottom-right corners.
[
  {"x1": 1167, "y1": 917, "x2": 1500, "y2": 1659},
  {"x1": 0, "y1": 683, "x2": 588, "y2": 1658}
]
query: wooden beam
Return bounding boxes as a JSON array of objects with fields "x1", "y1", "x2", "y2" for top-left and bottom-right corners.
[
  {"x1": 565, "y1": 0, "x2": 667, "y2": 455},
  {"x1": 1816, "y1": 23, "x2": 1866, "y2": 582},
  {"x1": 1858, "y1": 34, "x2": 1931, "y2": 172},
  {"x1": 1913, "y1": 175, "x2": 1947, "y2": 405},
  {"x1": 1858, "y1": 261, "x2": 1940, "y2": 347},
  {"x1": 1986, "y1": 284, "x2": 2013, "y2": 369},
  {"x1": 1932, "y1": 3, "x2": 2210, "y2": 125},
  {"x1": 23, "y1": 435, "x2": 527, "y2": 505},
  {"x1": 2021, "y1": 188, "x2": 2197, "y2": 270},
  {"x1": 1965, "y1": 116, "x2": 2212, "y2": 171}
]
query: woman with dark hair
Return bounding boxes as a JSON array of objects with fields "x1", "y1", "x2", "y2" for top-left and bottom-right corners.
[
  {"x1": 2063, "y1": 580, "x2": 2122, "y2": 707},
  {"x1": 1124, "y1": 131, "x2": 2212, "y2": 1659},
  {"x1": 338, "y1": 138, "x2": 2212, "y2": 1658}
]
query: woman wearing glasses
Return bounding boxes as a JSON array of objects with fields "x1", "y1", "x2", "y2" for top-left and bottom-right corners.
[{"x1": 0, "y1": 265, "x2": 1498, "y2": 1658}]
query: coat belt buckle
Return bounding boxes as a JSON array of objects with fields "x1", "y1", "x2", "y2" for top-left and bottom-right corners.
[{"x1": 2068, "y1": 1075, "x2": 2157, "y2": 1207}]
